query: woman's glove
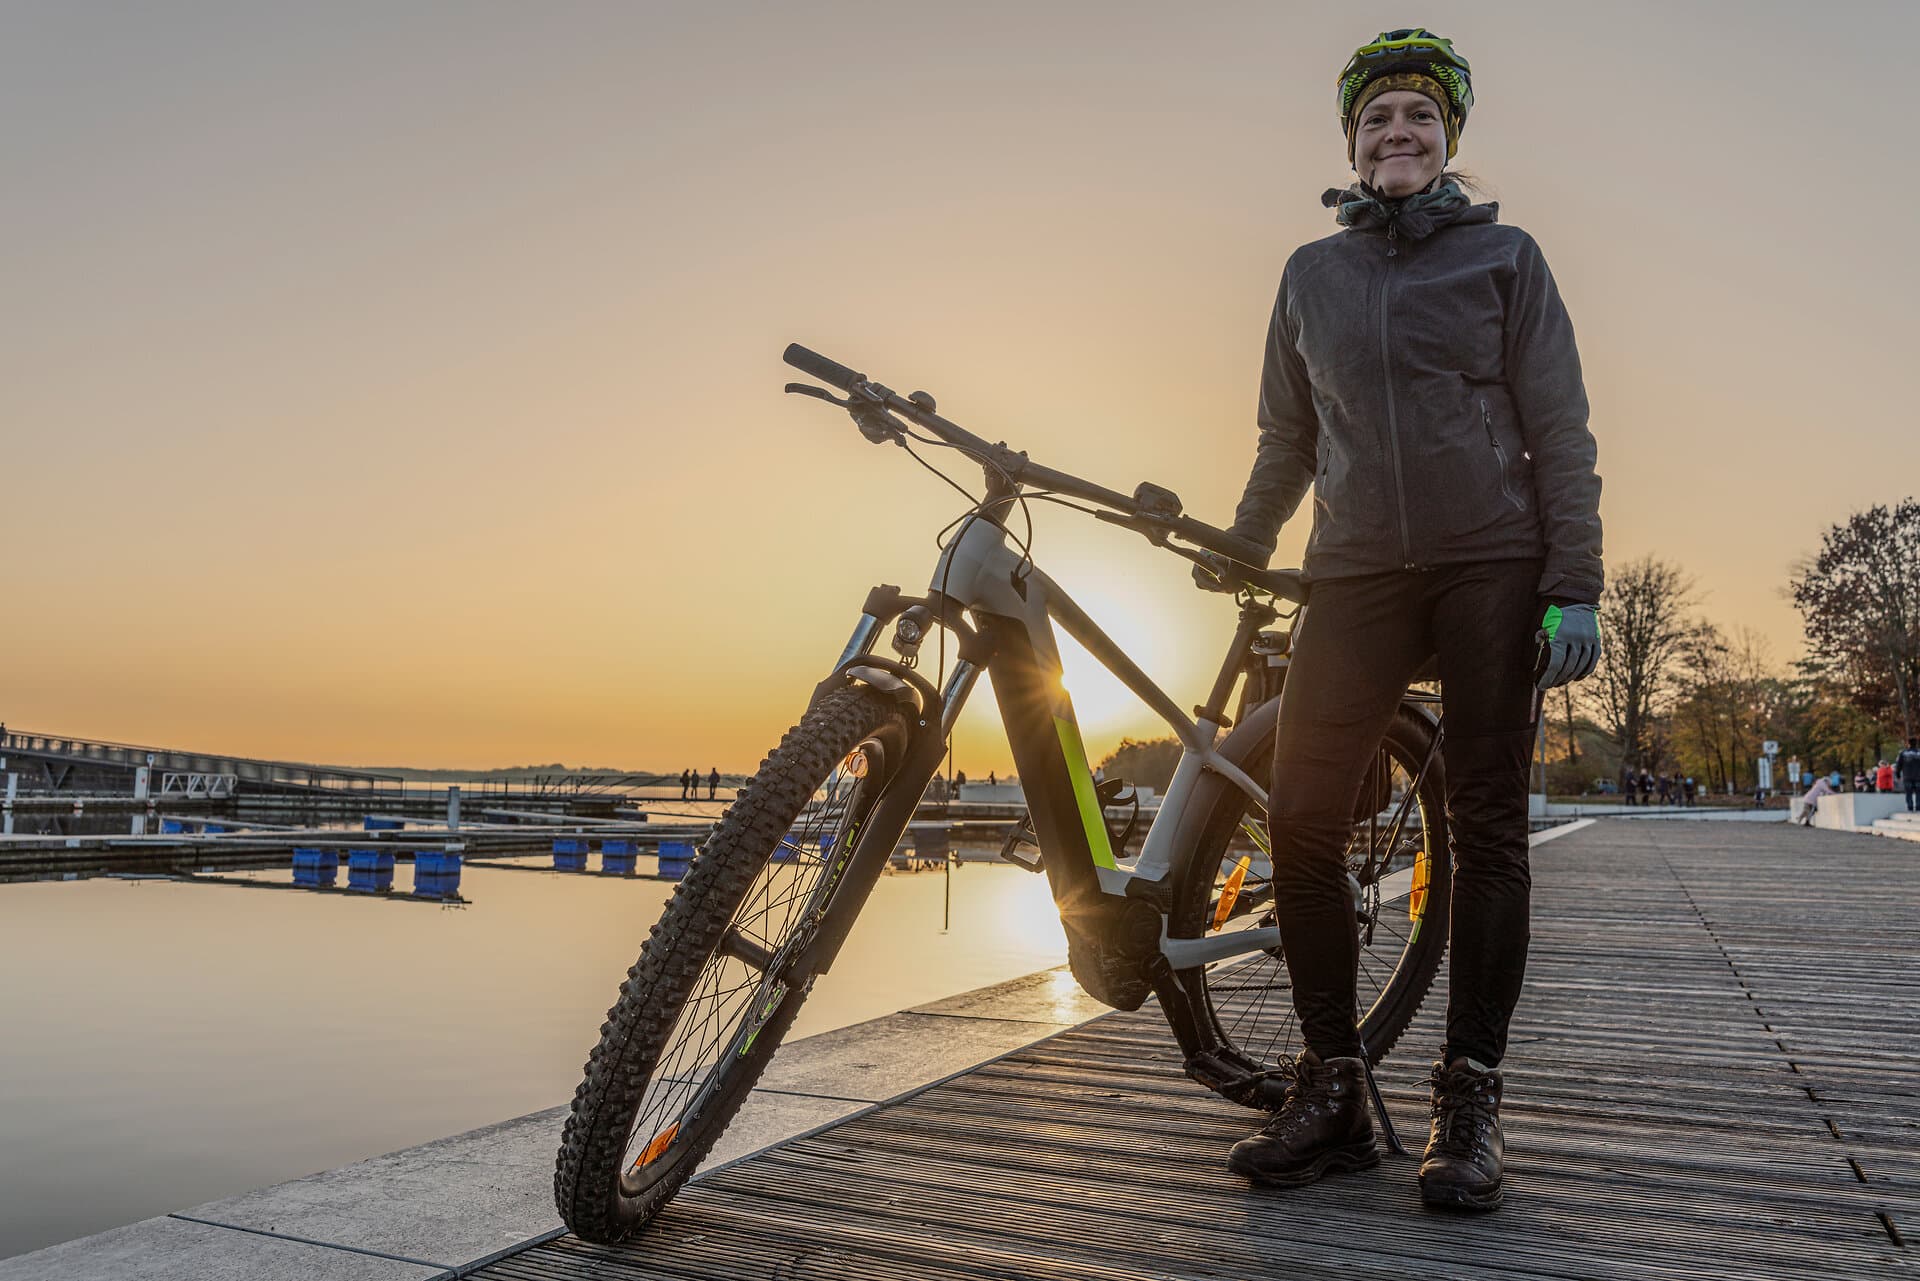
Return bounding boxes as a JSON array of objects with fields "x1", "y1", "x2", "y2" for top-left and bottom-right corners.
[
  {"x1": 1191, "y1": 553, "x2": 1237, "y2": 593},
  {"x1": 1534, "y1": 603, "x2": 1601, "y2": 690}
]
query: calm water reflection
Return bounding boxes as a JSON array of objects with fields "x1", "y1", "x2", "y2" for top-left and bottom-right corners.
[{"x1": 0, "y1": 857, "x2": 1066, "y2": 1260}]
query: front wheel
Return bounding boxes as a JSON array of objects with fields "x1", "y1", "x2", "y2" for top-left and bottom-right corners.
[
  {"x1": 1170, "y1": 703, "x2": 1451, "y2": 1100},
  {"x1": 554, "y1": 686, "x2": 910, "y2": 1242}
]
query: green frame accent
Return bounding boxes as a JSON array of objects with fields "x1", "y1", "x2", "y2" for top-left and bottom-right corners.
[{"x1": 1052, "y1": 712, "x2": 1118, "y2": 870}]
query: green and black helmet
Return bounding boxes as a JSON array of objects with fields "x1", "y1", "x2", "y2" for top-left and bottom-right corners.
[{"x1": 1337, "y1": 28, "x2": 1474, "y2": 161}]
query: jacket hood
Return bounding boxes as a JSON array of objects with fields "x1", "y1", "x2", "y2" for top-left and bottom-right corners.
[{"x1": 1322, "y1": 177, "x2": 1499, "y2": 238}]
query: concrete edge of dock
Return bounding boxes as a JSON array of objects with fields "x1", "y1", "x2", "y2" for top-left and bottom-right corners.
[{"x1": 0, "y1": 966, "x2": 1115, "y2": 1281}]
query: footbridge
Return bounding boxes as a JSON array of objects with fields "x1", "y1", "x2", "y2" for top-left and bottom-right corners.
[{"x1": 0, "y1": 728, "x2": 401, "y2": 798}]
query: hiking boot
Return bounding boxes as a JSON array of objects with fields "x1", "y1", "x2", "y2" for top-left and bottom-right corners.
[
  {"x1": 1420, "y1": 1056, "x2": 1505, "y2": 1210},
  {"x1": 1227, "y1": 1049, "x2": 1379, "y2": 1187}
]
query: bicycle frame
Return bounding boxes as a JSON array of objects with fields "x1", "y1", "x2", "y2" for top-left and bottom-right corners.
[{"x1": 827, "y1": 509, "x2": 1298, "y2": 976}]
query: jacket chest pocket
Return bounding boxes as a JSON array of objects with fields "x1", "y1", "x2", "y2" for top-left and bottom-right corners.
[{"x1": 1480, "y1": 398, "x2": 1528, "y2": 514}]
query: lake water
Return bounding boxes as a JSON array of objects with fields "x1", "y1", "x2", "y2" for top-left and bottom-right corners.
[{"x1": 0, "y1": 854, "x2": 1065, "y2": 1260}]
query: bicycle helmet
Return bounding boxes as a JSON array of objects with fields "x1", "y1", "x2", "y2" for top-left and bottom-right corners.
[{"x1": 1337, "y1": 28, "x2": 1473, "y2": 162}]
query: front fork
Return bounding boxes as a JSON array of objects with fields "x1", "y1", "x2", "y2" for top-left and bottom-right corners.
[{"x1": 789, "y1": 596, "x2": 983, "y2": 978}]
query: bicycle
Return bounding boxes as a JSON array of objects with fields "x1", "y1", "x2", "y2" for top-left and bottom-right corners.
[{"x1": 553, "y1": 345, "x2": 1452, "y2": 1241}]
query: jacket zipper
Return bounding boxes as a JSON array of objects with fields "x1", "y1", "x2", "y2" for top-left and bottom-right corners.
[
  {"x1": 1481, "y1": 397, "x2": 1527, "y2": 513},
  {"x1": 1378, "y1": 222, "x2": 1416, "y2": 569}
]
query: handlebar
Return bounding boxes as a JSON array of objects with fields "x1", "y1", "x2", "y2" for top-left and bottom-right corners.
[
  {"x1": 783, "y1": 345, "x2": 866, "y2": 394},
  {"x1": 782, "y1": 343, "x2": 1305, "y2": 603}
]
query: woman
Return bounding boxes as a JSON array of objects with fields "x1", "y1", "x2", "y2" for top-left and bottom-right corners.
[{"x1": 1209, "y1": 30, "x2": 1603, "y2": 1210}]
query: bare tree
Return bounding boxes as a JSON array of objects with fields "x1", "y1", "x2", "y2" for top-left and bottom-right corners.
[
  {"x1": 1790, "y1": 498, "x2": 1920, "y2": 740},
  {"x1": 1671, "y1": 624, "x2": 1781, "y2": 791},
  {"x1": 1589, "y1": 556, "x2": 1699, "y2": 773}
]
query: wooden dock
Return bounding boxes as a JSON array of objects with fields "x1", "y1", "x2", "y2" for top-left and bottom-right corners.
[{"x1": 468, "y1": 819, "x2": 1916, "y2": 1280}]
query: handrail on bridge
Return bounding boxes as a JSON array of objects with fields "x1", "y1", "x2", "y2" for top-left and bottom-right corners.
[{"x1": 0, "y1": 728, "x2": 403, "y2": 791}]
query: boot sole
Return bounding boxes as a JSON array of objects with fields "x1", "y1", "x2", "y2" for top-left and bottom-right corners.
[
  {"x1": 1229, "y1": 1136, "x2": 1380, "y2": 1188},
  {"x1": 1419, "y1": 1173, "x2": 1503, "y2": 1211}
]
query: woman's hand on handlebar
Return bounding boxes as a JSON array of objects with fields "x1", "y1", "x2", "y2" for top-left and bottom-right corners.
[{"x1": 1191, "y1": 552, "x2": 1239, "y2": 594}]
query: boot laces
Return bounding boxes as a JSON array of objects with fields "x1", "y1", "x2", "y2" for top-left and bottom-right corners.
[
  {"x1": 1262, "y1": 1058, "x2": 1337, "y2": 1134},
  {"x1": 1428, "y1": 1067, "x2": 1498, "y2": 1152}
]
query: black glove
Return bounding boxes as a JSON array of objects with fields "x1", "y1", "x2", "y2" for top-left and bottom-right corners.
[
  {"x1": 1191, "y1": 552, "x2": 1238, "y2": 593},
  {"x1": 1534, "y1": 603, "x2": 1601, "y2": 690}
]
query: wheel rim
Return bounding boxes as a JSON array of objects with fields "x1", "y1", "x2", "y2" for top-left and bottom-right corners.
[
  {"x1": 1201, "y1": 736, "x2": 1439, "y2": 1069},
  {"x1": 616, "y1": 741, "x2": 881, "y2": 1193}
]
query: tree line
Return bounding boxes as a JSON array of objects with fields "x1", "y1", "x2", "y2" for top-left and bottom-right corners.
[{"x1": 1548, "y1": 497, "x2": 1919, "y2": 796}]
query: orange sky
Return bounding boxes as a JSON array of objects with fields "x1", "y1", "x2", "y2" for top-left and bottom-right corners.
[{"x1": 5, "y1": 3, "x2": 1915, "y2": 774}]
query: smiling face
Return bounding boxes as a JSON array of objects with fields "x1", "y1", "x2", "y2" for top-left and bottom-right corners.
[{"x1": 1351, "y1": 89, "x2": 1449, "y2": 197}]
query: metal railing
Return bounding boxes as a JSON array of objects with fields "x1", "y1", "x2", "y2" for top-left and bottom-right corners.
[{"x1": 0, "y1": 729, "x2": 402, "y2": 793}]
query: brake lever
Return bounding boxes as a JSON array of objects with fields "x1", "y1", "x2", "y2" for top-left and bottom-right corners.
[
  {"x1": 784, "y1": 382, "x2": 906, "y2": 445},
  {"x1": 784, "y1": 382, "x2": 851, "y2": 406}
]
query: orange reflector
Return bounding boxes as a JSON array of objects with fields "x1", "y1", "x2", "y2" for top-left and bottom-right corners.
[
  {"x1": 1409, "y1": 847, "x2": 1430, "y2": 922},
  {"x1": 634, "y1": 1123, "x2": 679, "y2": 1170},
  {"x1": 1211, "y1": 856, "x2": 1252, "y2": 931}
]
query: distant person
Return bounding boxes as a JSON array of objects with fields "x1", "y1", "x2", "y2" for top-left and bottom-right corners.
[
  {"x1": 1897, "y1": 738, "x2": 1920, "y2": 811},
  {"x1": 708, "y1": 767, "x2": 720, "y2": 800},
  {"x1": 679, "y1": 768, "x2": 691, "y2": 801},
  {"x1": 1683, "y1": 775, "x2": 1696, "y2": 807},
  {"x1": 1797, "y1": 774, "x2": 1836, "y2": 826},
  {"x1": 1876, "y1": 760, "x2": 1894, "y2": 795},
  {"x1": 1639, "y1": 771, "x2": 1653, "y2": 804},
  {"x1": 1829, "y1": 769, "x2": 1843, "y2": 790},
  {"x1": 1853, "y1": 770, "x2": 1867, "y2": 794},
  {"x1": 988, "y1": 770, "x2": 996, "y2": 787},
  {"x1": 1656, "y1": 775, "x2": 1672, "y2": 806},
  {"x1": 954, "y1": 769, "x2": 967, "y2": 789}
]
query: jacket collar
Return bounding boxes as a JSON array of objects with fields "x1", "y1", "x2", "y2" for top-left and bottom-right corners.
[{"x1": 1322, "y1": 177, "x2": 1498, "y2": 238}]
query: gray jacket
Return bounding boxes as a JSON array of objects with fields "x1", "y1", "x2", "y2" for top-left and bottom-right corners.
[{"x1": 1230, "y1": 184, "x2": 1604, "y2": 604}]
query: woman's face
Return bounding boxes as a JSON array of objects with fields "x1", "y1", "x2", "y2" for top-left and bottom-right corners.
[{"x1": 1352, "y1": 89, "x2": 1448, "y2": 198}]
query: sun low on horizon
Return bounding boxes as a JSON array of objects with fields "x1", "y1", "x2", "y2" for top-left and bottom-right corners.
[{"x1": 5, "y1": 2, "x2": 1916, "y2": 775}]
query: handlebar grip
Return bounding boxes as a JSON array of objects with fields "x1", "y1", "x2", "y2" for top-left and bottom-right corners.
[{"x1": 783, "y1": 344, "x2": 865, "y2": 393}]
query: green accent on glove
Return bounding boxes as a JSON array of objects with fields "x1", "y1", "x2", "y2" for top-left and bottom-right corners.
[{"x1": 1535, "y1": 603, "x2": 1602, "y2": 692}]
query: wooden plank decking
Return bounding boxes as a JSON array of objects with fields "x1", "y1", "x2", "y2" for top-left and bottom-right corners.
[{"x1": 474, "y1": 819, "x2": 1918, "y2": 1280}]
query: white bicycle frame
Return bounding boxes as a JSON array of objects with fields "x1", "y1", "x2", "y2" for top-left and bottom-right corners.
[{"x1": 837, "y1": 511, "x2": 1367, "y2": 973}]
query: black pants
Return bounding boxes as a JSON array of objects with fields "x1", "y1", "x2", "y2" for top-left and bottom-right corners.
[{"x1": 1268, "y1": 560, "x2": 1541, "y2": 1068}]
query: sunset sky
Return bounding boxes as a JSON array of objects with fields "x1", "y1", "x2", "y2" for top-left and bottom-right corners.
[{"x1": 5, "y1": 2, "x2": 1915, "y2": 775}]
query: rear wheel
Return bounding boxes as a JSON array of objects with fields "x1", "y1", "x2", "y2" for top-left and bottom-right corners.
[
  {"x1": 554, "y1": 686, "x2": 909, "y2": 1241},
  {"x1": 1171, "y1": 704, "x2": 1451, "y2": 1101}
]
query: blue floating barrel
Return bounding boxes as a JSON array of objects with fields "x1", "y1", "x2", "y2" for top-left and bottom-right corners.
[
  {"x1": 413, "y1": 851, "x2": 464, "y2": 899},
  {"x1": 201, "y1": 822, "x2": 226, "y2": 835},
  {"x1": 553, "y1": 837, "x2": 588, "y2": 871},
  {"x1": 656, "y1": 840, "x2": 694, "y2": 881},
  {"x1": 601, "y1": 840, "x2": 637, "y2": 875},
  {"x1": 347, "y1": 848, "x2": 394, "y2": 893},
  {"x1": 363, "y1": 816, "x2": 404, "y2": 831},
  {"x1": 292, "y1": 847, "x2": 340, "y2": 888},
  {"x1": 160, "y1": 818, "x2": 184, "y2": 834},
  {"x1": 772, "y1": 832, "x2": 803, "y2": 863}
]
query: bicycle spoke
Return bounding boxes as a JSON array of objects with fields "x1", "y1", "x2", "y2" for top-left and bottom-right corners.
[{"x1": 1201, "y1": 717, "x2": 1441, "y2": 1077}]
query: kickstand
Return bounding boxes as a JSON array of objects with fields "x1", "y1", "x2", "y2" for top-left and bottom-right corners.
[{"x1": 1362, "y1": 1056, "x2": 1409, "y2": 1157}]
